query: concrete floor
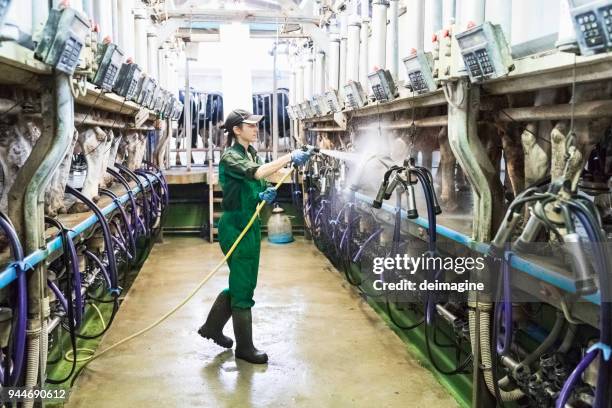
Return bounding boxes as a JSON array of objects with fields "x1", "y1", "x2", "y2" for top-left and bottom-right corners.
[{"x1": 67, "y1": 237, "x2": 458, "y2": 408}]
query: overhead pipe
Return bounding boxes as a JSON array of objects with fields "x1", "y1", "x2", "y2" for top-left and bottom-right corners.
[
  {"x1": 339, "y1": 12, "x2": 349, "y2": 90},
  {"x1": 443, "y1": 0, "x2": 457, "y2": 26},
  {"x1": 485, "y1": 0, "x2": 511, "y2": 42},
  {"x1": 296, "y1": 64, "x2": 305, "y2": 102},
  {"x1": 359, "y1": 0, "x2": 370, "y2": 86},
  {"x1": 31, "y1": 0, "x2": 49, "y2": 40},
  {"x1": 93, "y1": 0, "x2": 113, "y2": 40},
  {"x1": 458, "y1": 0, "x2": 485, "y2": 30},
  {"x1": 134, "y1": 10, "x2": 148, "y2": 70},
  {"x1": 328, "y1": 34, "x2": 340, "y2": 90},
  {"x1": 346, "y1": 16, "x2": 360, "y2": 83},
  {"x1": 147, "y1": 31, "x2": 159, "y2": 80},
  {"x1": 387, "y1": 0, "x2": 399, "y2": 77},
  {"x1": 111, "y1": 0, "x2": 119, "y2": 43},
  {"x1": 304, "y1": 53, "x2": 314, "y2": 101},
  {"x1": 117, "y1": 0, "x2": 135, "y2": 58},
  {"x1": 556, "y1": 0, "x2": 578, "y2": 52},
  {"x1": 315, "y1": 50, "x2": 326, "y2": 95},
  {"x1": 407, "y1": 0, "x2": 425, "y2": 52},
  {"x1": 430, "y1": 0, "x2": 444, "y2": 33},
  {"x1": 371, "y1": 0, "x2": 389, "y2": 69}
]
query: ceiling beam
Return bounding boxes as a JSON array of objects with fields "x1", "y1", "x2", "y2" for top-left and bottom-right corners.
[{"x1": 165, "y1": 8, "x2": 319, "y2": 25}]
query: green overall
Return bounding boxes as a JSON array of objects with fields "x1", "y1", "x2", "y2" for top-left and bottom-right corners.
[{"x1": 218, "y1": 143, "x2": 267, "y2": 309}]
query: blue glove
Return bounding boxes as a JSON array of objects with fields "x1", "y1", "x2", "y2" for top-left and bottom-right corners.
[
  {"x1": 258, "y1": 187, "x2": 277, "y2": 204},
  {"x1": 291, "y1": 148, "x2": 313, "y2": 166}
]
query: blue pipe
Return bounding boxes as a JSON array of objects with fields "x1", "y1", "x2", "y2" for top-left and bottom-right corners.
[{"x1": 0, "y1": 174, "x2": 156, "y2": 290}]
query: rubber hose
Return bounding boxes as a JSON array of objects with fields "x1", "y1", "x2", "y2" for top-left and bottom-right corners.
[
  {"x1": 469, "y1": 308, "x2": 525, "y2": 401},
  {"x1": 519, "y1": 311, "x2": 565, "y2": 368},
  {"x1": 100, "y1": 189, "x2": 136, "y2": 258},
  {"x1": 65, "y1": 186, "x2": 119, "y2": 294}
]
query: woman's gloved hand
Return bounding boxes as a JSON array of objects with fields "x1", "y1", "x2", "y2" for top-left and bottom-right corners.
[
  {"x1": 258, "y1": 187, "x2": 277, "y2": 204},
  {"x1": 291, "y1": 147, "x2": 314, "y2": 166}
]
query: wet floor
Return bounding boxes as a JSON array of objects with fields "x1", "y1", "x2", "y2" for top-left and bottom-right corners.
[{"x1": 67, "y1": 236, "x2": 458, "y2": 408}]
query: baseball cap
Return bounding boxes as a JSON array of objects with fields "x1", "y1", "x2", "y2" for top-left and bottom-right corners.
[{"x1": 220, "y1": 109, "x2": 263, "y2": 131}]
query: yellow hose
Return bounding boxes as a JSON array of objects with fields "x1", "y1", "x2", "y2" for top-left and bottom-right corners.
[{"x1": 76, "y1": 168, "x2": 295, "y2": 372}]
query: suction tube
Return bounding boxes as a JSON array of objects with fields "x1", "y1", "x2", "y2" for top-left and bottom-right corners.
[
  {"x1": 115, "y1": 164, "x2": 152, "y2": 235},
  {"x1": 106, "y1": 167, "x2": 146, "y2": 238},
  {"x1": 65, "y1": 186, "x2": 120, "y2": 296},
  {"x1": 45, "y1": 217, "x2": 83, "y2": 328},
  {"x1": 556, "y1": 203, "x2": 611, "y2": 408},
  {"x1": 0, "y1": 213, "x2": 27, "y2": 386},
  {"x1": 99, "y1": 188, "x2": 136, "y2": 260}
]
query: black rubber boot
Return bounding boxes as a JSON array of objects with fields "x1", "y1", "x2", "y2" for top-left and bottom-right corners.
[
  {"x1": 198, "y1": 291, "x2": 233, "y2": 348},
  {"x1": 232, "y1": 308, "x2": 268, "y2": 364}
]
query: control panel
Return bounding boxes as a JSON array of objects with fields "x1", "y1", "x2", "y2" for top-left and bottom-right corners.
[
  {"x1": 402, "y1": 51, "x2": 437, "y2": 94},
  {"x1": 325, "y1": 89, "x2": 342, "y2": 112},
  {"x1": 286, "y1": 105, "x2": 297, "y2": 121},
  {"x1": 568, "y1": 0, "x2": 612, "y2": 55},
  {"x1": 310, "y1": 96, "x2": 323, "y2": 117},
  {"x1": 343, "y1": 80, "x2": 367, "y2": 109},
  {"x1": 34, "y1": 7, "x2": 91, "y2": 75},
  {"x1": 113, "y1": 62, "x2": 142, "y2": 101},
  {"x1": 300, "y1": 101, "x2": 315, "y2": 119},
  {"x1": 316, "y1": 94, "x2": 332, "y2": 116},
  {"x1": 367, "y1": 68, "x2": 398, "y2": 102},
  {"x1": 455, "y1": 21, "x2": 513, "y2": 83},
  {"x1": 92, "y1": 42, "x2": 124, "y2": 91}
]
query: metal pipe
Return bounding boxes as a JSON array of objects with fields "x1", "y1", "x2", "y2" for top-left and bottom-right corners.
[
  {"x1": 485, "y1": 0, "x2": 512, "y2": 42},
  {"x1": 134, "y1": 10, "x2": 148, "y2": 70},
  {"x1": 408, "y1": 0, "x2": 425, "y2": 52},
  {"x1": 359, "y1": 1, "x2": 370, "y2": 85},
  {"x1": 371, "y1": 0, "x2": 388, "y2": 69},
  {"x1": 443, "y1": 0, "x2": 457, "y2": 26},
  {"x1": 111, "y1": 0, "x2": 119, "y2": 42},
  {"x1": 556, "y1": 0, "x2": 579, "y2": 52},
  {"x1": 7, "y1": 73, "x2": 75, "y2": 404},
  {"x1": 459, "y1": 0, "x2": 485, "y2": 30},
  {"x1": 184, "y1": 57, "x2": 192, "y2": 170},
  {"x1": 328, "y1": 35, "x2": 341, "y2": 90},
  {"x1": 93, "y1": 0, "x2": 113, "y2": 39},
  {"x1": 339, "y1": 12, "x2": 348, "y2": 90},
  {"x1": 347, "y1": 17, "x2": 361, "y2": 82},
  {"x1": 315, "y1": 50, "x2": 325, "y2": 94},
  {"x1": 118, "y1": 0, "x2": 135, "y2": 58},
  {"x1": 304, "y1": 54, "x2": 314, "y2": 101},
  {"x1": 273, "y1": 43, "x2": 279, "y2": 160},
  {"x1": 147, "y1": 31, "x2": 159, "y2": 80},
  {"x1": 387, "y1": 0, "x2": 399, "y2": 77},
  {"x1": 31, "y1": 0, "x2": 49, "y2": 40},
  {"x1": 431, "y1": 0, "x2": 444, "y2": 33},
  {"x1": 296, "y1": 65, "x2": 304, "y2": 102},
  {"x1": 499, "y1": 100, "x2": 612, "y2": 121}
]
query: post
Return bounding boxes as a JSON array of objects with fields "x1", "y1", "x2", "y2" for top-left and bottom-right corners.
[
  {"x1": 272, "y1": 43, "x2": 279, "y2": 160},
  {"x1": 184, "y1": 57, "x2": 192, "y2": 171}
]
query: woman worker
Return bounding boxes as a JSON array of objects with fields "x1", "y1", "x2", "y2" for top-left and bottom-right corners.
[{"x1": 198, "y1": 109, "x2": 312, "y2": 364}]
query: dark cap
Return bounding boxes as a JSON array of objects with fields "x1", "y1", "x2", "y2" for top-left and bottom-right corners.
[{"x1": 220, "y1": 109, "x2": 263, "y2": 131}]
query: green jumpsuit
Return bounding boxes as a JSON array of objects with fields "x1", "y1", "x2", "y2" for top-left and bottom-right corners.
[{"x1": 218, "y1": 143, "x2": 267, "y2": 309}]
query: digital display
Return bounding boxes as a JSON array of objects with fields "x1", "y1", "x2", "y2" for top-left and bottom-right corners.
[{"x1": 457, "y1": 30, "x2": 487, "y2": 49}]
